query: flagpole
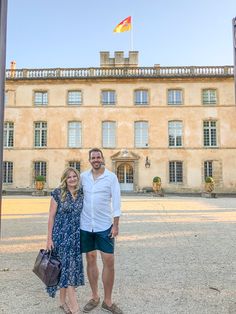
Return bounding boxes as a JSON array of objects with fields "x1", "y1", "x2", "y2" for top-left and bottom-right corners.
[
  {"x1": 233, "y1": 17, "x2": 236, "y2": 104},
  {"x1": 0, "y1": 0, "x2": 8, "y2": 237},
  {"x1": 130, "y1": 17, "x2": 134, "y2": 51}
]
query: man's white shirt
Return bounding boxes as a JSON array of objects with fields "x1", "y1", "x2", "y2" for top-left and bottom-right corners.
[{"x1": 80, "y1": 168, "x2": 121, "y2": 232}]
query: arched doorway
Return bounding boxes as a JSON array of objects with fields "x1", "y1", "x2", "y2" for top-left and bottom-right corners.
[{"x1": 117, "y1": 163, "x2": 134, "y2": 191}]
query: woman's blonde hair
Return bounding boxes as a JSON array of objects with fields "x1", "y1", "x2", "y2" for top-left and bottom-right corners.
[{"x1": 59, "y1": 167, "x2": 80, "y2": 202}]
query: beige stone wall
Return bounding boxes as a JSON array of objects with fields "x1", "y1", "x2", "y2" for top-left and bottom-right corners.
[{"x1": 3, "y1": 76, "x2": 236, "y2": 193}]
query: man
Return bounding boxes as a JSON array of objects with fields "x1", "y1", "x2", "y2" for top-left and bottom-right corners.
[{"x1": 80, "y1": 148, "x2": 123, "y2": 314}]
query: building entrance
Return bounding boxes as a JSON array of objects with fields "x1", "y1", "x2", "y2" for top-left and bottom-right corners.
[{"x1": 117, "y1": 163, "x2": 134, "y2": 191}]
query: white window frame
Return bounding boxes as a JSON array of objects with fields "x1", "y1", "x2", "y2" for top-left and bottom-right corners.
[
  {"x1": 202, "y1": 89, "x2": 217, "y2": 105},
  {"x1": 168, "y1": 121, "x2": 183, "y2": 147},
  {"x1": 34, "y1": 161, "x2": 47, "y2": 181},
  {"x1": 3, "y1": 161, "x2": 13, "y2": 184},
  {"x1": 134, "y1": 89, "x2": 149, "y2": 105},
  {"x1": 168, "y1": 89, "x2": 183, "y2": 105},
  {"x1": 102, "y1": 121, "x2": 116, "y2": 148},
  {"x1": 203, "y1": 120, "x2": 217, "y2": 147},
  {"x1": 4, "y1": 121, "x2": 14, "y2": 148},
  {"x1": 34, "y1": 91, "x2": 48, "y2": 106},
  {"x1": 68, "y1": 161, "x2": 81, "y2": 172},
  {"x1": 34, "y1": 122, "x2": 47, "y2": 147},
  {"x1": 101, "y1": 90, "x2": 116, "y2": 105},
  {"x1": 68, "y1": 121, "x2": 82, "y2": 148},
  {"x1": 68, "y1": 90, "x2": 82, "y2": 105},
  {"x1": 134, "y1": 121, "x2": 149, "y2": 148},
  {"x1": 204, "y1": 161, "x2": 213, "y2": 179},
  {"x1": 169, "y1": 161, "x2": 183, "y2": 183}
]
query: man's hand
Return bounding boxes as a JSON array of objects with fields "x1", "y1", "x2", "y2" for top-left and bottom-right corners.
[{"x1": 110, "y1": 225, "x2": 119, "y2": 238}]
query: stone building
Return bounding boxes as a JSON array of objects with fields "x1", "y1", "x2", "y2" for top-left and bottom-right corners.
[{"x1": 3, "y1": 51, "x2": 236, "y2": 193}]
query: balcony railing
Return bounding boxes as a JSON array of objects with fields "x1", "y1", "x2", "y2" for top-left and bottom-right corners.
[{"x1": 6, "y1": 65, "x2": 234, "y2": 80}]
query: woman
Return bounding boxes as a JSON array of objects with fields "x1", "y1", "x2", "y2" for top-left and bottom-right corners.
[{"x1": 46, "y1": 167, "x2": 84, "y2": 314}]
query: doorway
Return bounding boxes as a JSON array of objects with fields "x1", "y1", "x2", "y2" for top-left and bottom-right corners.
[{"x1": 117, "y1": 163, "x2": 134, "y2": 191}]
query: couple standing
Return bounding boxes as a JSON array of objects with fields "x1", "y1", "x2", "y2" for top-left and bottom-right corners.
[{"x1": 46, "y1": 148, "x2": 123, "y2": 314}]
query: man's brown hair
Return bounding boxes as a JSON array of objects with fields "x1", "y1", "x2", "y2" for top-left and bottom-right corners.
[{"x1": 88, "y1": 148, "x2": 104, "y2": 160}]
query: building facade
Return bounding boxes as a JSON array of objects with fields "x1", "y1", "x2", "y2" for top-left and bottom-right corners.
[{"x1": 3, "y1": 51, "x2": 236, "y2": 193}]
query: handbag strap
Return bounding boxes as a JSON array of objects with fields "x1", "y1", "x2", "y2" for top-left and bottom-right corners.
[{"x1": 48, "y1": 250, "x2": 52, "y2": 259}]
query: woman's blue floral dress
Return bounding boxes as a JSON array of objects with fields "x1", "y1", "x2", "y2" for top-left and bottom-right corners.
[{"x1": 46, "y1": 188, "x2": 85, "y2": 297}]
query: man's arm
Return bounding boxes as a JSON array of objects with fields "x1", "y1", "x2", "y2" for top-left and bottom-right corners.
[
  {"x1": 110, "y1": 174, "x2": 121, "y2": 238},
  {"x1": 111, "y1": 216, "x2": 120, "y2": 238}
]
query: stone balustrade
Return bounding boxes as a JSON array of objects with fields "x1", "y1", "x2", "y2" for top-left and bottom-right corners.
[{"x1": 6, "y1": 65, "x2": 234, "y2": 80}]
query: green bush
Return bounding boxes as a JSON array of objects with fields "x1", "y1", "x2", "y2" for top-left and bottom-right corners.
[
  {"x1": 153, "y1": 176, "x2": 161, "y2": 183},
  {"x1": 205, "y1": 176, "x2": 214, "y2": 183},
  {"x1": 35, "y1": 175, "x2": 46, "y2": 182}
]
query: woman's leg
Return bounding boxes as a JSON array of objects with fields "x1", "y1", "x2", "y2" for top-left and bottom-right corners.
[
  {"x1": 59, "y1": 288, "x2": 71, "y2": 314},
  {"x1": 59, "y1": 288, "x2": 67, "y2": 305},
  {"x1": 66, "y1": 286, "x2": 79, "y2": 313}
]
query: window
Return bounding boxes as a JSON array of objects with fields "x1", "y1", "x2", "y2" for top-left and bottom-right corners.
[
  {"x1": 34, "y1": 122, "x2": 47, "y2": 147},
  {"x1": 169, "y1": 161, "x2": 183, "y2": 183},
  {"x1": 168, "y1": 89, "x2": 183, "y2": 105},
  {"x1": 101, "y1": 90, "x2": 116, "y2": 105},
  {"x1": 135, "y1": 121, "x2": 148, "y2": 148},
  {"x1": 168, "y1": 121, "x2": 182, "y2": 147},
  {"x1": 203, "y1": 121, "x2": 217, "y2": 147},
  {"x1": 68, "y1": 122, "x2": 82, "y2": 147},
  {"x1": 68, "y1": 91, "x2": 82, "y2": 105},
  {"x1": 3, "y1": 161, "x2": 13, "y2": 183},
  {"x1": 34, "y1": 161, "x2": 47, "y2": 181},
  {"x1": 204, "y1": 161, "x2": 213, "y2": 179},
  {"x1": 134, "y1": 90, "x2": 149, "y2": 105},
  {"x1": 34, "y1": 91, "x2": 48, "y2": 106},
  {"x1": 102, "y1": 121, "x2": 116, "y2": 148},
  {"x1": 202, "y1": 89, "x2": 217, "y2": 105},
  {"x1": 4, "y1": 122, "x2": 14, "y2": 148},
  {"x1": 68, "y1": 161, "x2": 81, "y2": 172}
]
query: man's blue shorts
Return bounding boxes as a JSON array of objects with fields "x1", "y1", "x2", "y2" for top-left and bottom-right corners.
[{"x1": 80, "y1": 225, "x2": 114, "y2": 254}]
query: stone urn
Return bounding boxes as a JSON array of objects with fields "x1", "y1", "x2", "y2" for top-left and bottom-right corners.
[
  {"x1": 152, "y1": 177, "x2": 162, "y2": 193},
  {"x1": 35, "y1": 175, "x2": 45, "y2": 190},
  {"x1": 205, "y1": 176, "x2": 215, "y2": 193}
]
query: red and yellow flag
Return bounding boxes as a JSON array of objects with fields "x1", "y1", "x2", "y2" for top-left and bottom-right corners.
[{"x1": 113, "y1": 16, "x2": 132, "y2": 33}]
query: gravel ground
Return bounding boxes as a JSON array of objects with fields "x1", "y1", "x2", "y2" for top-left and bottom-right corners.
[{"x1": 0, "y1": 196, "x2": 236, "y2": 314}]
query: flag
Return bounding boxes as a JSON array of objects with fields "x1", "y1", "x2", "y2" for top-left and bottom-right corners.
[{"x1": 113, "y1": 16, "x2": 132, "y2": 33}]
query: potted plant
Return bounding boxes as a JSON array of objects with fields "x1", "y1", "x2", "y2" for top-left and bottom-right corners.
[
  {"x1": 205, "y1": 176, "x2": 215, "y2": 193},
  {"x1": 152, "y1": 176, "x2": 162, "y2": 193},
  {"x1": 35, "y1": 175, "x2": 45, "y2": 190}
]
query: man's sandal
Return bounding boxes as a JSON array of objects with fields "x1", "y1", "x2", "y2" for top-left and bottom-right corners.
[{"x1": 83, "y1": 298, "x2": 100, "y2": 313}]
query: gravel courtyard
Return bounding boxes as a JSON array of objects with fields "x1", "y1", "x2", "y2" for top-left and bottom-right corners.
[{"x1": 0, "y1": 196, "x2": 236, "y2": 314}]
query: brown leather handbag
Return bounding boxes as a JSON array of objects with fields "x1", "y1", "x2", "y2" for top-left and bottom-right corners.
[{"x1": 32, "y1": 249, "x2": 61, "y2": 287}]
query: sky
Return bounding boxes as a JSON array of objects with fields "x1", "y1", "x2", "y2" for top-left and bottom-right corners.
[{"x1": 5, "y1": 0, "x2": 236, "y2": 69}]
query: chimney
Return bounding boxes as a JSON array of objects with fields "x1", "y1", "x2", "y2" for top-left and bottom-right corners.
[
  {"x1": 114, "y1": 51, "x2": 124, "y2": 66},
  {"x1": 100, "y1": 51, "x2": 139, "y2": 67},
  {"x1": 100, "y1": 52, "x2": 110, "y2": 67},
  {"x1": 10, "y1": 60, "x2": 16, "y2": 78},
  {"x1": 128, "y1": 51, "x2": 138, "y2": 67}
]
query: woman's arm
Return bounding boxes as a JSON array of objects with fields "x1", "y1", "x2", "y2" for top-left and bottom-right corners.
[{"x1": 46, "y1": 197, "x2": 57, "y2": 250}]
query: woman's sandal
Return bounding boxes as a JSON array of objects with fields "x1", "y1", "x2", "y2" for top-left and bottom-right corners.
[{"x1": 59, "y1": 303, "x2": 72, "y2": 314}]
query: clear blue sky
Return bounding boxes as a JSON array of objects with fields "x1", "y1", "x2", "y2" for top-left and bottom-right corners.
[{"x1": 6, "y1": 0, "x2": 236, "y2": 69}]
